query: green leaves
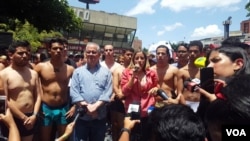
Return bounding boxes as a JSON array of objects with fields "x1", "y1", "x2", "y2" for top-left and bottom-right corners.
[{"x1": 0, "y1": 0, "x2": 82, "y2": 32}]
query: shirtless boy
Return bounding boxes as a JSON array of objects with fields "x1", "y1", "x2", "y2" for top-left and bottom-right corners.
[
  {"x1": 0, "y1": 40, "x2": 41, "y2": 141},
  {"x1": 34, "y1": 38, "x2": 74, "y2": 141},
  {"x1": 177, "y1": 40, "x2": 203, "y2": 112}
]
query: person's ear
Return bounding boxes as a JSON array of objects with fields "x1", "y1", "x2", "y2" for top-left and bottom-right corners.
[
  {"x1": 233, "y1": 58, "x2": 244, "y2": 72},
  {"x1": 8, "y1": 53, "x2": 13, "y2": 60}
]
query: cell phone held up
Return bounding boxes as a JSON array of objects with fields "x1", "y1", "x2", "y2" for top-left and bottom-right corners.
[
  {"x1": 127, "y1": 103, "x2": 140, "y2": 120},
  {"x1": 200, "y1": 67, "x2": 214, "y2": 93},
  {"x1": 0, "y1": 96, "x2": 6, "y2": 114}
]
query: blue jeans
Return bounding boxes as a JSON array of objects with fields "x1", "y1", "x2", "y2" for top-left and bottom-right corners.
[{"x1": 74, "y1": 118, "x2": 106, "y2": 141}]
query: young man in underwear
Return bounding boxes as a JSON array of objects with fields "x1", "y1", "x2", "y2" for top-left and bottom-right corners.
[
  {"x1": 0, "y1": 40, "x2": 41, "y2": 141},
  {"x1": 34, "y1": 38, "x2": 74, "y2": 141},
  {"x1": 177, "y1": 40, "x2": 203, "y2": 112}
]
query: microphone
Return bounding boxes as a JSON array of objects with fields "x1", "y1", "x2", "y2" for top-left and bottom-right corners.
[
  {"x1": 183, "y1": 80, "x2": 199, "y2": 92},
  {"x1": 194, "y1": 57, "x2": 206, "y2": 68},
  {"x1": 156, "y1": 89, "x2": 169, "y2": 100},
  {"x1": 134, "y1": 64, "x2": 140, "y2": 72},
  {"x1": 73, "y1": 106, "x2": 87, "y2": 122}
]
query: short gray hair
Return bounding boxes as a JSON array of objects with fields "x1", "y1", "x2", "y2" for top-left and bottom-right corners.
[{"x1": 86, "y1": 42, "x2": 101, "y2": 53}]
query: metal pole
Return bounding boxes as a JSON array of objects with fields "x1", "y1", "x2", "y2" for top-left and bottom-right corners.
[{"x1": 223, "y1": 16, "x2": 232, "y2": 39}]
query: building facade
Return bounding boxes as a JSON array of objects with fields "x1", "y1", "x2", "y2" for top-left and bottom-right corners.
[
  {"x1": 64, "y1": 6, "x2": 137, "y2": 54},
  {"x1": 241, "y1": 19, "x2": 250, "y2": 34}
]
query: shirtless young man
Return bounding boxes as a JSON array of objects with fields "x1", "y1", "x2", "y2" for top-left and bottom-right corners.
[
  {"x1": 34, "y1": 38, "x2": 74, "y2": 141},
  {"x1": 0, "y1": 40, "x2": 41, "y2": 141},
  {"x1": 150, "y1": 45, "x2": 179, "y2": 106},
  {"x1": 111, "y1": 48, "x2": 134, "y2": 141},
  {"x1": 177, "y1": 40, "x2": 203, "y2": 112},
  {"x1": 100, "y1": 44, "x2": 122, "y2": 140}
]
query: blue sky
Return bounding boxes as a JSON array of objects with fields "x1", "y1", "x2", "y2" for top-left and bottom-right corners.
[{"x1": 68, "y1": 0, "x2": 249, "y2": 49}]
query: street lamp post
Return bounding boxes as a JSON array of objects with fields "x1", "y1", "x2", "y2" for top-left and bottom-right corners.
[{"x1": 223, "y1": 16, "x2": 232, "y2": 39}]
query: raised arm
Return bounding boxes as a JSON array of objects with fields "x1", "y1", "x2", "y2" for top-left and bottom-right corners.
[{"x1": 0, "y1": 108, "x2": 21, "y2": 141}]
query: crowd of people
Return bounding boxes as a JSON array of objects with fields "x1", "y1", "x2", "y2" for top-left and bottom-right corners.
[{"x1": 0, "y1": 37, "x2": 250, "y2": 141}]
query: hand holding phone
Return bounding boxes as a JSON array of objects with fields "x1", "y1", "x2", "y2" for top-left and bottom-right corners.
[
  {"x1": 0, "y1": 96, "x2": 6, "y2": 114},
  {"x1": 127, "y1": 103, "x2": 140, "y2": 120}
]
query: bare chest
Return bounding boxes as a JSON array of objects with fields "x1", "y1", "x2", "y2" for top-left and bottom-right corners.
[
  {"x1": 7, "y1": 73, "x2": 36, "y2": 90},
  {"x1": 40, "y1": 71, "x2": 70, "y2": 85}
]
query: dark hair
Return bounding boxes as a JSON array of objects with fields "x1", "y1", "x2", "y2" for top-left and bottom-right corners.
[
  {"x1": 156, "y1": 45, "x2": 170, "y2": 57},
  {"x1": 148, "y1": 104, "x2": 206, "y2": 141},
  {"x1": 48, "y1": 38, "x2": 64, "y2": 49},
  {"x1": 222, "y1": 37, "x2": 250, "y2": 54},
  {"x1": 178, "y1": 43, "x2": 189, "y2": 50},
  {"x1": 221, "y1": 74, "x2": 250, "y2": 122},
  {"x1": 61, "y1": 38, "x2": 68, "y2": 46},
  {"x1": 188, "y1": 40, "x2": 203, "y2": 52},
  {"x1": 221, "y1": 37, "x2": 249, "y2": 48},
  {"x1": 122, "y1": 47, "x2": 134, "y2": 54},
  {"x1": 8, "y1": 40, "x2": 30, "y2": 54},
  {"x1": 205, "y1": 74, "x2": 250, "y2": 140},
  {"x1": 40, "y1": 51, "x2": 49, "y2": 62},
  {"x1": 209, "y1": 46, "x2": 250, "y2": 76}
]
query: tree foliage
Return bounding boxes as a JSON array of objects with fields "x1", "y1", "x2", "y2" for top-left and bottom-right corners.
[
  {"x1": 246, "y1": 2, "x2": 250, "y2": 17},
  {"x1": 0, "y1": 0, "x2": 82, "y2": 32},
  {"x1": 169, "y1": 42, "x2": 178, "y2": 51},
  {"x1": 0, "y1": 21, "x2": 63, "y2": 52}
]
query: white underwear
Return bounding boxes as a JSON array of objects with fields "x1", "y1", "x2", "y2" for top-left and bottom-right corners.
[{"x1": 185, "y1": 100, "x2": 200, "y2": 112}]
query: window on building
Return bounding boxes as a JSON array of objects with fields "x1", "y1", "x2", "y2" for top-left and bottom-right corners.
[{"x1": 244, "y1": 22, "x2": 249, "y2": 33}]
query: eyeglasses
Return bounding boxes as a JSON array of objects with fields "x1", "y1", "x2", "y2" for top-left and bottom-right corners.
[
  {"x1": 86, "y1": 51, "x2": 98, "y2": 54},
  {"x1": 105, "y1": 49, "x2": 113, "y2": 52}
]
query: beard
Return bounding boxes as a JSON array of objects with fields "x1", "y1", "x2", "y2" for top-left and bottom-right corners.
[{"x1": 14, "y1": 60, "x2": 29, "y2": 67}]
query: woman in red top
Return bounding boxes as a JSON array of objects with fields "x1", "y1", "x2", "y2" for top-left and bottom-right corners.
[{"x1": 121, "y1": 51, "x2": 158, "y2": 141}]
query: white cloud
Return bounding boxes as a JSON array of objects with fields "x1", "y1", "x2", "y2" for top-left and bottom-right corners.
[
  {"x1": 157, "y1": 22, "x2": 183, "y2": 36},
  {"x1": 164, "y1": 22, "x2": 183, "y2": 31},
  {"x1": 151, "y1": 25, "x2": 157, "y2": 30},
  {"x1": 125, "y1": 0, "x2": 158, "y2": 16},
  {"x1": 191, "y1": 24, "x2": 222, "y2": 39},
  {"x1": 157, "y1": 30, "x2": 165, "y2": 36},
  {"x1": 224, "y1": 6, "x2": 240, "y2": 12},
  {"x1": 160, "y1": 0, "x2": 241, "y2": 12}
]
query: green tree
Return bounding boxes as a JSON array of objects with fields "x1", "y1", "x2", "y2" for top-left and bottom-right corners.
[
  {"x1": 169, "y1": 42, "x2": 178, "y2": 51},
  {"x1": 0, "y1": 0, "x2": 82, "y2": 32},
  {"x1": 142, "y1": 47, "x2": 148, "y2": 53},
  {"x1": 0, "y1": 21, "x2": 63, "y2": 52},
  {"x1": 246, "y1": 1, "x2": 250, "y2": 17}
]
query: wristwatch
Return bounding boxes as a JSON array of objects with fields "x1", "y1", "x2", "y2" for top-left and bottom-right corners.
[{"x1": 120, "y1": 128, "x2": 131, "y2": 134}]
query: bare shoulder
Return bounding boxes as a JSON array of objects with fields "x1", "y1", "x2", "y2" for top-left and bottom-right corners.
[
  {"x1": 66, "y1": 64, "x2": 74, "y2": 71},
  {"x1": 169, "y1": 65, "x2": 179, "y2": 72},
  {"x1": 33, "y1": 61, "x2": 48, "y2": 72},
  {"x1": 0, "y1": 63, "x2": 5, "y2": 71},
  {"x1": 177, "y1": 66, "x2": 187, "y2": 76},
  {"x1": 114, "y1": 66, "x2": 125, "y2": 74},
  {"x1": 66, "y1": 64, "x2": 75, "y2": 75},
  {"x1": 179, "y1": 65, "x2": 188, "y2": 72},
  {"x1": 30, "y1": 68, "x2": 39, "y2": 77},
  {"x1": 0, "y1": 67, "x2": 10, "y2": 77}
]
